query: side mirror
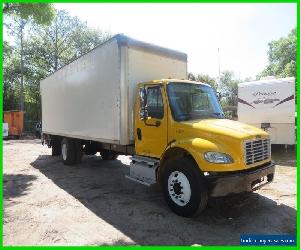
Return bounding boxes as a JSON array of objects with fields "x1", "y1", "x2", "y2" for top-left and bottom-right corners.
[
  {"x1": 217, "y1": 92, "x2": 222, "y2": 101},
  {"x1": 139, "y1": 88, "x2": 148, "y2": 120}
]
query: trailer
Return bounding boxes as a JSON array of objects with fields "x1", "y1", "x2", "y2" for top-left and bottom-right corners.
[
  {"x1": 3, "y1": 110, "x2": 24, "y2": 139},
  {"x1": 238, "y1": 77, "x2": 295, "y2": 145}
]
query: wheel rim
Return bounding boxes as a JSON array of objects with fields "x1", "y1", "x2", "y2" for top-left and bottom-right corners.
[
  {"x1": 168, "y1": 171, "x2": 191, "y2": 206},
  {"x1": 62, "y1": 143, "x2": 67, "y2": 161}
]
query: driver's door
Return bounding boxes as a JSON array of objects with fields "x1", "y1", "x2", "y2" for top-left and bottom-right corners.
[{"x1": 135, "y1": 85, "x2": 168, "y2": 158}]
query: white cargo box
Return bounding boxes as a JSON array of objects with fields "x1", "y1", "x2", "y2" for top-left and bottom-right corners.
[
  {"x1": 41, "y1": 34, "x2": 187, "y2": 145},
  {"x1": 238, "y1": 77, "x2": 295, "y2": 145}
]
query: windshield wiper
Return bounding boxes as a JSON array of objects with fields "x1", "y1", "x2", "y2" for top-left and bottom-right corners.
[
  {"x1": 177, "y1": 112, "x2": 224, "y2": 121},
  {"x1": 176, "y1": 113, "x2": 192, "y2": 121},
  {"x1": 212, "y1": 112, "x2": 224, "y2": 118}
]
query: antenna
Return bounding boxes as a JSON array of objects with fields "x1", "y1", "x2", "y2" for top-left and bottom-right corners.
[
  {"x1": 217, "y1": 48, "x2": 221, "y2": 88},
  {"x1": 218, "y1": 47, "x2": 221, "y2": 78}
]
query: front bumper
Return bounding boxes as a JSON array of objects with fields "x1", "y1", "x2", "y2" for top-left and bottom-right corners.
[{"x1": 205, "y1": 161, "x2": 275, "y2": 197}]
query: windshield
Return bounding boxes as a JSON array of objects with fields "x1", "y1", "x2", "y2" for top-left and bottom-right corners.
[{"x1": 167, "y1": 82, "x2": 224, "y2": 121}]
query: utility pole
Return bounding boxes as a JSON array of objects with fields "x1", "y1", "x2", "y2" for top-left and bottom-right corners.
[
  {"x1": 216, "y1": 47, "x2": 221, "y2": 90},
  {"x1": 218, "y1": 47, "x2": 221, "y2": 79}
]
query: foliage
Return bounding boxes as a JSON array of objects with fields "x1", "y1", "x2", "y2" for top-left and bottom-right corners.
[
  {"x1": 3, "y1": 3, "x2": 55, "y2": 113},
  {"x1": 29, "y1": 10, "x2": 111, "y2": 73},
  {"x1": 258, "y1": 28, "x2": 296, "y2": 79},
  {"x1": 3, "y1": 42, "x2": 21, "y2": 111},
  {"x1": 188, "y1": 73, "x2": 218, "y2": 90},
  {"x1": 188, "y1": 70, "x2": 239, "y2": 119},
  {"x1": 3, "y1": 3, "x2": 55, "y2": 25},
  {"x1": 3, "y1": 8, "x2": 112, "y2": 132},
  {"x1": 219, "y1": 71, "x2": 238, "y2": 107}
]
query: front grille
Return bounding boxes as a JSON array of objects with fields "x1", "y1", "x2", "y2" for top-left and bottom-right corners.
[{"x1": 244, "y1": 138, "x2": 270, "y2": 165}]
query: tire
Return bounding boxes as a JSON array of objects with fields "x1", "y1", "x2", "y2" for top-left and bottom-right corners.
[
  {"x1": 84, "y1": 144, "x2": 97, "y2": 155},
  {"x1": 100, "y1": 150, "x2": 118, "y2": 160},
  {"x1": 85, "y1": 151, "x2": 97, "y2": 156},
  {"x1": 162, "y1": 157, "x2": 208, "y2": 217},
  {"x1": 74, "y1": 139, "x2": 83, "y2": 163},
  {"x1": 61, "y1": 138, "x2": 78, "y2": 165},
  {"x1": 52, "y1": 137, "x2": 61, "y2": 156}
]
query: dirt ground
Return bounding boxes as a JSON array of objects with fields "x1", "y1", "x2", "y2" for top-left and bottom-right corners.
[{"x1": 3, "y1": 140, "x2": 296, "y2": 246}]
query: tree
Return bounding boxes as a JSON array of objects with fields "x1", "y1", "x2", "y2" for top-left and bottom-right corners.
[
  {"x1": 3, "y1": 3, "x2": 55, "y2": 25},
  {"x1": 195, "y1": 74, "x2": 218, "y2": 91},
  {"x1": 259, "y1": 28, "x2": 296, "y2": 78},
  {"x1": 187, "y1": 72, "x2": 196, "y2": 81},
  {"x1": 29, "y1": 10, "x2": 111, "y2": 73},
  {"x1": 3, "y1": 42, "x2": 21, "y2": 111},
  {"x1": 219, "y1": 71, "x2": 238, "y2": 107},
  {"x1": 188, "y1": 72, "x2": 218, "y2": 90},
  {"x1": 3, "y1": 8, "x2": 112, "y2": 130},
  {"x1": 71, "y1": 22, "x2": 111, "y2": 59},
  {"x1": 24, "y1": 10, "x2": 111, "y2": 123},
  {"x1": 4, "y1": 4, "x2": 55, "y2": 112}
]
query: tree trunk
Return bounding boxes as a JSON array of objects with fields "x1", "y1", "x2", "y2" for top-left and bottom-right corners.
[
  {"x1": 54, "y1": 20, "x2": 58, "y2": 70},
  {"x1": 19, "y1": 20, "x2": 25, "y2": 111}
]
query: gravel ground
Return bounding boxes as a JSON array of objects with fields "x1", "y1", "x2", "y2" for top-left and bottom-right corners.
[{"x1": 3, "y1": 140, "x2": 296, "y2": 246}]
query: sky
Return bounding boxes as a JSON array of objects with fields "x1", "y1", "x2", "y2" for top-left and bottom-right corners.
[{"x1": 55, "y1": 3, "x2": 296, "y2": 80}]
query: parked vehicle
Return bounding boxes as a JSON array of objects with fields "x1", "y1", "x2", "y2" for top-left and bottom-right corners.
[
  {"x1": 3, "y1": 110, "x2": 24, "y2": 139},
  {"x1": 35, "y1": 121, "x2": 42, "y2": 139},
  {"x1": 41, "y1": 34, "x2": 275, "y2": 217},
  {"x1": 238, "y1": 77, "x2": 295, "y2": 145},
  {"x1": 3, "y1": 123, "x2": 8, "y2": 139}
]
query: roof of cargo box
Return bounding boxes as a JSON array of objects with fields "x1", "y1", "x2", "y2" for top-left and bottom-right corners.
[
  {"x1": 239, "y1": 77, "x2": 295, "y2": 87},
  {"x1": 41, "y1": 34, "x2": 187, "y2": 81},
  {"x1": 115, "y1": 34, "x2": 187, "y2": 61}
]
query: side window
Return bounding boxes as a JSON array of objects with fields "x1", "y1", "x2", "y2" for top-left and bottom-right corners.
[{"x1": 146, "y1": 86, "x2": 164, "y2": 119}]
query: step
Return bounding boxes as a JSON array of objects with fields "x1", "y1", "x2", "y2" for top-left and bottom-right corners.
[
  {"x1": 126, "y1": 155, "x2": 160, "y2": 186},
  {"x1": 125, "y1": 175, "x2": 155, "y2": 187}
]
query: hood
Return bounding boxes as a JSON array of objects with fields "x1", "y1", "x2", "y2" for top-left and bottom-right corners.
[{"x1": 181, "y1": 119, "x2": 268, "y2": 140}]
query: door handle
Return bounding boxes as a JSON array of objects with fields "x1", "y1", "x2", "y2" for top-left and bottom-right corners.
[
  {"x1": 144, "y1": 120, "x2": 161, "y2": 127},
  {"x1": 137, "y1": 128, "x2": 142, "y2": 140},
  {"x1": 176, "y1": 128, "x2": 184, "y2": 133}
]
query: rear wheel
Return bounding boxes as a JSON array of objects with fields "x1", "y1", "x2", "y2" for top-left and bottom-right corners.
[
  {"x1": 61, "y1": 138, "x2": 82, "y2": 165},
  {"x1": 52, "y1": 137, "x2": 61, "y2": 156},
  {"x1": 162, "y1": 157, "x2": 208, "y2": 217},
  {"x1": 74, "y1": 139, "x2": 83, "y2": 163},
  {"x1": 84, "y1": 143, "x2": 97, "y2": 155},
  {"x1": 100, "y1": 150, "x2": 118, "y2": 160}
]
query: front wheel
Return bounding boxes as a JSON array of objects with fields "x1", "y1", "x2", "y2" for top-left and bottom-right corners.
[{"x1": 162, "y1": 158, "x2": 208, "y2": 217}]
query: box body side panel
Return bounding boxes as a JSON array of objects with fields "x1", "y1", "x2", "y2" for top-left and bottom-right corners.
[{"x1": 41, "y1": 40, "x2": 121, "y2": 143}]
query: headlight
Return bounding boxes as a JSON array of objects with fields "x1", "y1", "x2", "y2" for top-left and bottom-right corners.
[{"x1": 204, "y1": 152, "x2": 233, "y2": 164}]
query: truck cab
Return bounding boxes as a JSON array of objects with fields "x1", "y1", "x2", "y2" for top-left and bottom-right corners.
[{"x1": 131, "y1": 79, "x2": 275, "y2": 217}]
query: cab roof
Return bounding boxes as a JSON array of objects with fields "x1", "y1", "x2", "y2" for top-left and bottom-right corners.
[{"x1": 138, "y1": 79, "x2": 211, "y2": 87}]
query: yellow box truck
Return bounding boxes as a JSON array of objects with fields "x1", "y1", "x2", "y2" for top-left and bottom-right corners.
[{"x1": 41, "y1": 34, "x2": 275, "y2": 217}]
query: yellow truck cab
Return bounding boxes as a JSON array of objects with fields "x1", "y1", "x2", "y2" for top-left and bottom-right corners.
[
  {"x1": 41, "y1": 35, "x2": 274, "y2": 217},
  {"x1": 132, "y1": 79, "x2": 274, "y2": 217}
]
